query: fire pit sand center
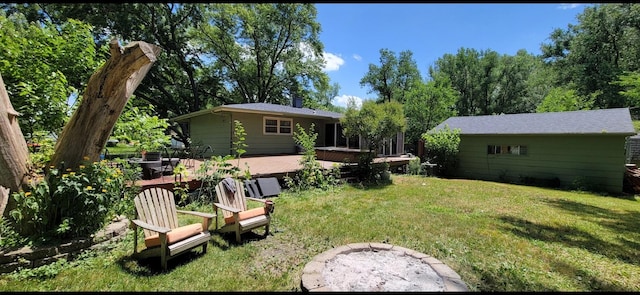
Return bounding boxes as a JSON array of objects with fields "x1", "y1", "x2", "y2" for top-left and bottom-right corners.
[{"x1": 301, "y1": 243, "x2": 469, "y2": 292}]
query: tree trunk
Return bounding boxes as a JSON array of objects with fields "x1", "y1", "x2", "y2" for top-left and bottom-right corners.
[
  {"x1": 49, "y1": 39, "x2": 162, "y2": 170},
  {"x1": 0, "y1": 72, "x2": 32, "y2": 217}
]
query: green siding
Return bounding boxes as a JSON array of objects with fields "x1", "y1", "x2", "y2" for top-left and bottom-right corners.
[
  {"x1": 187, "y1": 111, "x2": 334, "y2": 156},
  {"x1": 231, "y1": 112, "x2": 327, "y2": 155},
  {"x1": 456, "y1": 135, "x2": 628, "y2": 193},
  {"x1": 189, "y1": 113, "x2": 232, "y2": 157}
]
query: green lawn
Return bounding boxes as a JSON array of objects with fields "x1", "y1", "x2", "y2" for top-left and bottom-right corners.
[
  {"x1": 103, "y1": 143, "x2": 139, "y2": 159},
  {"x1": 1, "y1": 174, "x2": 639, "y2": 291}
]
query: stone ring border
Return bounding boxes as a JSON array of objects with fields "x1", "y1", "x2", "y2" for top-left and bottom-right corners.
[{"x1": 300, "y1": 242, "x2": 469, "y2": 292}]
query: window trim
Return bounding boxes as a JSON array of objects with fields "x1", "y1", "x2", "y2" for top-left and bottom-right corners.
[
  {"x1": 488, "y1": 144, "x2": 527, "y2": 156},
  {"x1": 263, "y1": 116, "x2": 293, "y2": 135}
]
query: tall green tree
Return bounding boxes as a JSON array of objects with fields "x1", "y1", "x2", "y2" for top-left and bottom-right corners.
[
  {"x1": 341, "y1": 100, "x2": 406, "y2": 182},
  {"x1": 430, "y1": 48, "x2": 482, "y2": 116},
  {"x1": 430, "y1": 47, "x2": 545, "y2": 116},
  {"x1": 13, "y1": 3, "x2": 222, "y2": 147},
  {"x1": 0, "y1": 10, "x2": 103, "y2": 136},
  {"x1": 308, "y1": 81, "x2": 342, "y2": 112},
  {"x1": 536, "y1": 86, "x2": 595, "y2": 113},
  {"x1": 542, "y1": 3, "x2": 640, "y2": 109},
  {"x1": 341, "y1": 100, "x2": 406, "y2": 154},
  {"x1": 193, "y1": 3, "x2": 329, "y2": 106},
  {"x1": 612, "y1": 71, "x2": 640, "y2": 110},
  {"x1": 360, "y1": 48, "x2": 421, "y2": 103},
  {"x1": 404, "y1": 75, "x2": 457, "y2": 150},
  {"x1": 492, "y1": 50, "x2": 544, "y2": 114}
]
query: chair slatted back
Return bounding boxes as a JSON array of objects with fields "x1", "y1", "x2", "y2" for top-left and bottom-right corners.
[
  {"x1": 215, "y1": 179, "x2": 248, "y2": 220},
  {"x1": 134, "y1": 187, "x2": 179, "y2": 238}
]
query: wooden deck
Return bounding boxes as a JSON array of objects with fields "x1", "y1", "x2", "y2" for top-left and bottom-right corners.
[{"x1": 136, "y1": 154, "x2": 415, "y2": 190}]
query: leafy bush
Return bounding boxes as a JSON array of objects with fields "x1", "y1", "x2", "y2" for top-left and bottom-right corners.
[
  {"x1": 345, "y1": 152, "x2": 392, "y2": 185},
  {"x1": 3, "y1": 158, "x2": 139, "y2": 249},
  {"x1": 26, "y1": 130, "x2": 56, "y2": 170},
  {"x1": 407, "y1": 157, "x2": 422, "y2": 175},
  {"x1": 422, "y1": 125, "x2": 461, "y2": 177},
  {"x1": 112, "y1": 103, "x2": 170, "y2": 153},
  {"x1": 284, "y1": 123, "x2": 341, "y2": 191}
]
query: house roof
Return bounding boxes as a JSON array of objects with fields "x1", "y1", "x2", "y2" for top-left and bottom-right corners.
[
  {"x1": 432, "y1": 108, "x2": 637, "y2": 136},
  {"x1": 172, "y1": 103, "x2": 343, "y2": 122}
]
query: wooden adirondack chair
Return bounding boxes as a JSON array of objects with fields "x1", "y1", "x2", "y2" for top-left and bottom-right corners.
[
  {"x1": 131, "y1": 187, "x2": 215, "y2": 271},
  {"x1": 214, "y1": 178, "x2": 274, "y2": 243}
]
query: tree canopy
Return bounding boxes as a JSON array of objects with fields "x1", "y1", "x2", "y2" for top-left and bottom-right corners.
[
  {"x1": 0, "y1": 10, "x2": 104, "y2": 137},
  {"x1": 341, "y1": 100, "x2": 406, "y2": 154}
]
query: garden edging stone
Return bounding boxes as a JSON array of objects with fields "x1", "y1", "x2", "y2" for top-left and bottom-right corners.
[{"x1": 0, "y1": 215, "x2": 129, "y2": 274}]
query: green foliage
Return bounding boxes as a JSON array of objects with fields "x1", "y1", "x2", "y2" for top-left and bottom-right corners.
[
  {"x1": 340, "y1": 100, "x2": 404, "y2": 182},
  {"x1": 360, "y1": 48, "x2": 422, "y2": 103},
  {"x1": 341, "y1": 100, "x2": 406, "y2": 153},
  {"x1": 195, "y1": 3, "x2": 328, "y2": 105},
  {"x1": 233, "y1": 120, "x2": 247, "y2": 160},
  {"x1": 613, "y1": 71, "x2": 640, "y2": 107},
  {"x1": 4, "y1": 159, "x2": 139, "y2": 249},
  {"x1": 0, "y1": 216, "x2": 27, "y2": 250},
  {"x1": 0, "y1": 10, "x2": 103, "y2": 136},
  {"x1": 422, "y1": 125, "x2": 461, "y2": 177},
  {"x1": 404, "y1": 76, "x2": 457, "y2": 146},
  {"x1": 112, "y1": 102, "x2": 170, "y2": 153},
  {"x1": 194, "y1": 155, "x2": 239, "y2": 203},
  {"x1": 27, "y1": 131, "x2": 56, "y2": 169},
  {"x1": 429, "y1": 47, "x2": 546, "y2": 116},
  {"x1": 344, "y1": 153, "x2": 392, "y2": 186},
  {"x1": 536, "y1": 86, "x2": 595, "y2": 113},
  {"x1": 407, "y1": 157, "x2": 422, "y2": 175},
  {"x1": 284, "y1": 123, "x2": 341, "y2": 191},
  {"x1": 541, "y1": 4, "x2": 640, "y2": 109}
]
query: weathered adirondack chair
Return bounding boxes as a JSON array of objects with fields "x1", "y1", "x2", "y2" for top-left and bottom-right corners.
[
  {"x1": 131, "y1": 187, "x2": 215, "y2": 271},
  {"x1": 214, "y1": 178, "x2": 273, "y2": 243}
]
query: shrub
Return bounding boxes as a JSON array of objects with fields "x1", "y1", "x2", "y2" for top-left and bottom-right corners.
[
  {"x1": 347, "y1": 153, "x2": 391, "y2": 185},
  {"x1": 284, "y1": 123, "x2": 341, "y2": 191},
  {"x1": 4, "y1": 158, "x2": 138, "y2": 249},
  {"x1": 407, "y1": 157, "x2": 422, "y2": 175},
  {"x1": 422, "y1": 125, "x2": 461, "y2": 177}
]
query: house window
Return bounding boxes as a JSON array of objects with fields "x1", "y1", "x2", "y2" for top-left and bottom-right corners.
[
  {"x1": 264, "y1": 117, "x2": 293, "y2": 135},
  {"x1": 488, "y1": 145, "x2": 527, "y2": 155}
]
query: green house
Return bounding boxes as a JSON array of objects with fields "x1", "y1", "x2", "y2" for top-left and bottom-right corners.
[
  {"x1": 172, "y1": 102, "x2": 407, "y2": 159},
  {"x1": 431, "y1": 108, "x2": 637, "y2": 193},
  {"x1": 171, "y1": 103, "x2": 341, "y2": 157}
]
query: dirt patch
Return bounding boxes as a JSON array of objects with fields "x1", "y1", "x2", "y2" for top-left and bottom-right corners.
[{"x1": 322, "y1": 250, "x2": 445, "y2": 291}]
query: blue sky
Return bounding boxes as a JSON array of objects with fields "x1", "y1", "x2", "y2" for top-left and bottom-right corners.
[{"x1": 315, "y1": 3, "x2": 593, "y2": 108}]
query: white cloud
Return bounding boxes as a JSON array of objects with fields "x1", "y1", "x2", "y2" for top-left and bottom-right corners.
[
  {"x1": 322, "y1": 52, "x2": 345, "y2": 72},
  {"x1": 557, "y1": 4, "x2": 582, "y2": 10},
  {"x1": 353, "y1": 54, "x2": 362, "y2": 61},
  {"x1": 332, "y1": 94, "x2": 363, "y2": 109}
]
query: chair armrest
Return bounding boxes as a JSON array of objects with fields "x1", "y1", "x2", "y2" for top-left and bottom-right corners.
[
  {"x1": 131, "y1": 219, "x2": 171, "y2": 234},
  {"x1": 213, "y1": 202, "x2": 241, "y2": 213},
  {"x1": 176, "y1": 210, "x2": 216, "y2": 219},
  {"x1": 246, "y1": 197, "x2": 267, "y2": 203}
]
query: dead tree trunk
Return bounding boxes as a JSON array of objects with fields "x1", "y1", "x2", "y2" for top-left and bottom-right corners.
[
  {"x1": 0, "y1": 72, "x2": 32, "y2": 217},
  {"x1": 49, "y1": 39, "x2": 161, "y2": 170}
]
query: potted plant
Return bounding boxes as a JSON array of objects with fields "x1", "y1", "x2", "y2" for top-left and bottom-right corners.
[{"x1": 137, "y1": 135, "x2": 170, "y2": 160}]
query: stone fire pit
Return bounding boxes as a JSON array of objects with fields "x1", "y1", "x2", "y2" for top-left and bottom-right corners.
[{"x1": 301, "y1": 243, "x2": 468, "y2": 292}]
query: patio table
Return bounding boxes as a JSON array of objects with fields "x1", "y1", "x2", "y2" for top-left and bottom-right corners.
[{"x1": 128, "y1": 158, "x2": 163, "y2": 180}]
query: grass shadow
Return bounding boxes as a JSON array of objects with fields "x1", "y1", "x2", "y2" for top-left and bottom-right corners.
[
  {"x1": 208, "y1": 230, "x2": 269, "y2": 250},
  {"x1": 498, "y1": 212, "x2": 639, "y2": 290},
  {"x1": 116, "y1": 246, "x2": 207, "y2": 276},
  {"x1": 498, "y1": 195, "x2": 640, "y2": 266}
]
